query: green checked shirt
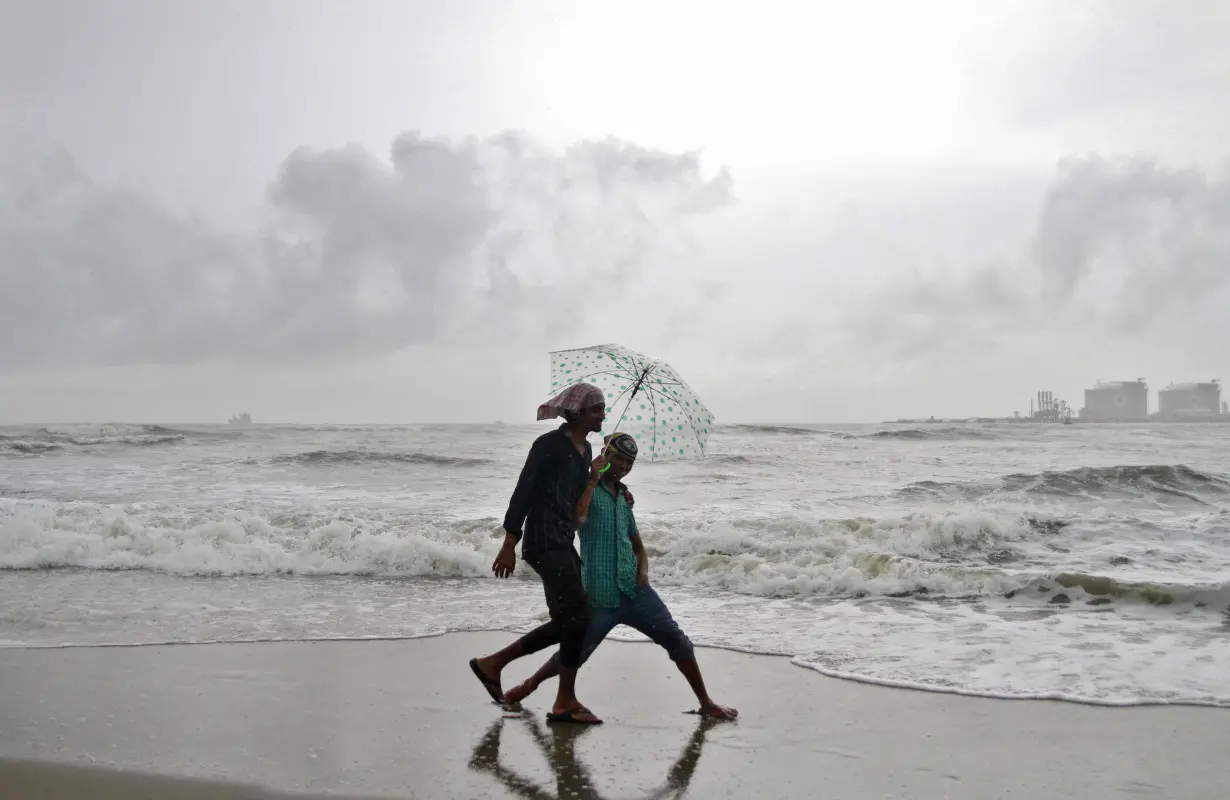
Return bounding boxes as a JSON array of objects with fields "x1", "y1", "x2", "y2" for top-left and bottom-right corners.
[{"x1": 578, "y1": 481, "x2": 639, "y2": 610}]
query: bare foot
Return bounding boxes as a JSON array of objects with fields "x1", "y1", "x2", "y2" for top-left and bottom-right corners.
[
  {"x1": 503, "y1": 680, "x2": 537, "y2": 707},
  {"x1": 698, "y1": 702, "x2": 738, "y2": 721}
]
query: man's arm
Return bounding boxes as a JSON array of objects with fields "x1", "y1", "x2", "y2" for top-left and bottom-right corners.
[
  {"x1": 631, "y1": 535, "x2": 649, "y2": 586},
  {"x1": 501, "y1": 435, "x2": 551, "y2": 540},
  {"x1": 573, "y1": 456, "x2": 606, "y2": 530},
  {"x1": 492, "y1": 436, "x2": 550, "y2": 578},
  {"x1": 574, "y1": 480, "x2": 599, "y2": 530},
  {"x1": 630, "y1": 511, "x2": 649, "y2": 586}
]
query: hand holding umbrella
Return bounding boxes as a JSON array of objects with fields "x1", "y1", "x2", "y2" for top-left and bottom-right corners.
[{"x1": 545, "y1": 343, "x2": 714, "y2": 469}]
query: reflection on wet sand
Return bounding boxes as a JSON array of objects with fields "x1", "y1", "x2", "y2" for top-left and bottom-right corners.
[{"x1": 468, "y1": 713, "x2": 720, "y2": 799}]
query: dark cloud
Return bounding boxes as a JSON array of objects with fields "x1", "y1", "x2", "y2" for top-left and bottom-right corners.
[
  {"x1": 1031, "y1": 156, "x2": 1230, "y2": 319},
  {"x1": 0, "y1": 131, "x2": 733, "y2": 368},
  {"x1": 845, "y1": 153, "x2": 1230, "y2": 360},
  {"x1": 968, "y1": 1, "x2": 1230, "y2": 136}
]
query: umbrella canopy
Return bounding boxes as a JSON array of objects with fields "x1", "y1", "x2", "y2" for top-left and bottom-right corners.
[{"x1": 547, "y1": 343, "x2": 714, "y2": 461}]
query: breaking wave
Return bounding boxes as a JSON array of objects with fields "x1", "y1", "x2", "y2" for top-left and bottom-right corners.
[
  {"x1": 0, "y1": 424, "x2": 220, "y2": 453},
  {"x1": 1004, "y1": 571, "x2": 1230, "y2": 609},
  {"x1": 1003, "y1": 464, "x2": 1230, "y2": 498},
  {"x1": 723, "y1": 424, "x2": 1008, "y2": 442},
  {"x1": 902, "y1": 464, "x2": 1230, "y2": 504},
  {"x1": 706, "y1": 454, "x2": 752, "y2": 465},
  {"x1": 0, "y1": 502, "x2": 497, "y2": 578},
  {"x1": 2, "y1": 500, "x2": 1221, "y2": 610},
  {"x1": 271, "y1": 450, "x2": 492, "y2": 467},
  {"x1": 860, "y1": 427, "x2": 998, "y2": 441},
  {"x1": 726, "y1": 424, "x2": 824, "y2": 436},
  {"x1": 1, "y1": 440, "x2": 64, "y2": 455}
]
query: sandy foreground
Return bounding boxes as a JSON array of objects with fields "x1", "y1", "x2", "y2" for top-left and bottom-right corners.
[{"x1": 0, "y1": 631, "x2": 1223, "y2": 799}]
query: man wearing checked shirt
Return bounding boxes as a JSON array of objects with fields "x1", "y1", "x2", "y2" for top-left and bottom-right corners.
[{"x1": 502, "y1": 432, "x2": 738, "y2": 722}]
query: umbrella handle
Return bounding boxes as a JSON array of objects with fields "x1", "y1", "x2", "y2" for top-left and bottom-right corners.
[
  {"x1": 596, "y1": 365, "x2": 651, "y2": 472},
  {"x1": 596, "y1": 439, "x2": 616, "y2": 474}
]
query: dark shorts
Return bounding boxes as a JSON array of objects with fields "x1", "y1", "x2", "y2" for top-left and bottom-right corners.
[{"x1": 520, "y1": 549, "x2": 591, "y2": 669}]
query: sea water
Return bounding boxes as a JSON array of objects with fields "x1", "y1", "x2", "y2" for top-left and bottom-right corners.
[{"x1": 2, "y1": 421, "x2": 1228, "y2": 706}]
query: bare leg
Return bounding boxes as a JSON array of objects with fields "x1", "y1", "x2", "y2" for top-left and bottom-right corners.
[
  {"x1": 471, "y1": 564, "x2": 576, "y2": 701},
  {"x1": 624, "y1": 586, "x2": 737, "y2": 721},
  {"x1": 674, "y1": 658, "x2": 737, "y2": 720},
  {"x1": 504, "y1": 654, "x2": 562, "y2": 706},
  {"x1": 551, "y1": 666, "x2": 600, "y2": 723},
  {"x1": 504, "y1": 652, "x2": 600, "y2": 723},
  {"x1": 507, "y1": 606, "x2": 618, "y2": 708},
  {"x1": 471, "y1": 639, "x2": 527, "y2": 697},
  {"x1": 472, "y1": 617, "x2": 563, "y2": 701}
]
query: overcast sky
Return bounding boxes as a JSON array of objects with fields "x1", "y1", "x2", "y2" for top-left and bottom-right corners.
[{"x1": 3, "y1": 0, "x2": 1229, "y2": 423}]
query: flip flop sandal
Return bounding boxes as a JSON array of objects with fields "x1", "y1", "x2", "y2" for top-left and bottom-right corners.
[
  {"x1": 546, "y1": 707, "x2": 604, "y2": 725},
  {"x1": 469, "y1": 658, "x2": 504, "y2": 704}
]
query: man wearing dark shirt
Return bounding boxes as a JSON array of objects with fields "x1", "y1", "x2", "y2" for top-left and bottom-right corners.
[
  {"x1": 469, "y1": 382, "x2": 607, "y2": 724},
  {"x1": 501, "y1": 433, "x2": 737, "y2": 722}
]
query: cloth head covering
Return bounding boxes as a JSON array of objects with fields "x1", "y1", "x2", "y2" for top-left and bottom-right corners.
[
  {"x1": 537, "y1": 382, "x2": 606, "y2": 421},
  {"x1": 603, "y1": 432, "x2": 638, "y2": 461}
]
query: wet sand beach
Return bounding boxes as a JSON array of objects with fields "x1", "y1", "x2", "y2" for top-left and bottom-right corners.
[{"x1": 0, "y1": 632, "x2": 1223, "y2": 798}]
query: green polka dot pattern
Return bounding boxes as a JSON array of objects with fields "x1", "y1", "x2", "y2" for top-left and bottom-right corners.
[{"x1": 545, "y1": 343, "x2": 714, "y2": 462}]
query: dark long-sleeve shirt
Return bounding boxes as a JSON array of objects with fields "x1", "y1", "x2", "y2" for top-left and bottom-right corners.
[{"x1": 502, "y1": 424, "x2": 592, "y2": 558}]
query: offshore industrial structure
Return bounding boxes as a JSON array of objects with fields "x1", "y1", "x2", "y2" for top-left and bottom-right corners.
[
  {"x1": 1157, "y1": 381, "x2": 1222, "y2": 420},
  {"x1": 1028, "y1": 391, "x2": 1072, "y2": 422},
  {"x1": 1080, "y1": 379, "x2": 1150, "y2": 421},
  {"x1": 1077, "y1": 379, "x2": 1222, "y2": 422},
  {"x1": 895, "y1": 379, "x2": 1225, "y2": 425}
]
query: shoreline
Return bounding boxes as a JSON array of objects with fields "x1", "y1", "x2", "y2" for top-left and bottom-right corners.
[
  {"x1": 1, "y1": 632, "x2": 1225, "y2": 798},
  {"x1": 7, "y1": 631, "x2": 1229, "y2": 710}
]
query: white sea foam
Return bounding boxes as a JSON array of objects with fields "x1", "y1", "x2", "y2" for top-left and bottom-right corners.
[
  {"x1": 0, "y1": 499, "x2": 1057, "y2": 595},
  {"x1": 3, "y1": 499, "x2": 1227, "y2": 610},
  {"x1": 1, "y1": 568, "x2": 1227, "y2": 707},
  {"x1": 0, "y1": 501, "x2": 496, "y2": 577}
]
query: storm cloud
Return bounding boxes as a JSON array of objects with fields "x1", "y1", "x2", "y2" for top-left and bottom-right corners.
[
  {"x1": 845, "y1": 153, "x2": 1230, "y2": 360},
  {"x1": 0, "y1": 131, "x2": 733, "y2": 367},
  {"x1": 969, "y1": 1, "x2": 1230, "y2": 134}
]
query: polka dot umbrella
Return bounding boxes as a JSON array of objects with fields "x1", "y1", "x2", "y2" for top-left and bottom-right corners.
[{"x1": 547, "y1": 343, "x2": 714, "y2": 462}]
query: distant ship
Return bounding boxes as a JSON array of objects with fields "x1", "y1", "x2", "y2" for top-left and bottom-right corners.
[{"x1": 228, "y1": 412, "x2": 252, "y2": 426}]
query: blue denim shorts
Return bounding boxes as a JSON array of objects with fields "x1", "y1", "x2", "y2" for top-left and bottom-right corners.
[{"x1": 553, "y1": 585, "x2": 695, "y2": 666}]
